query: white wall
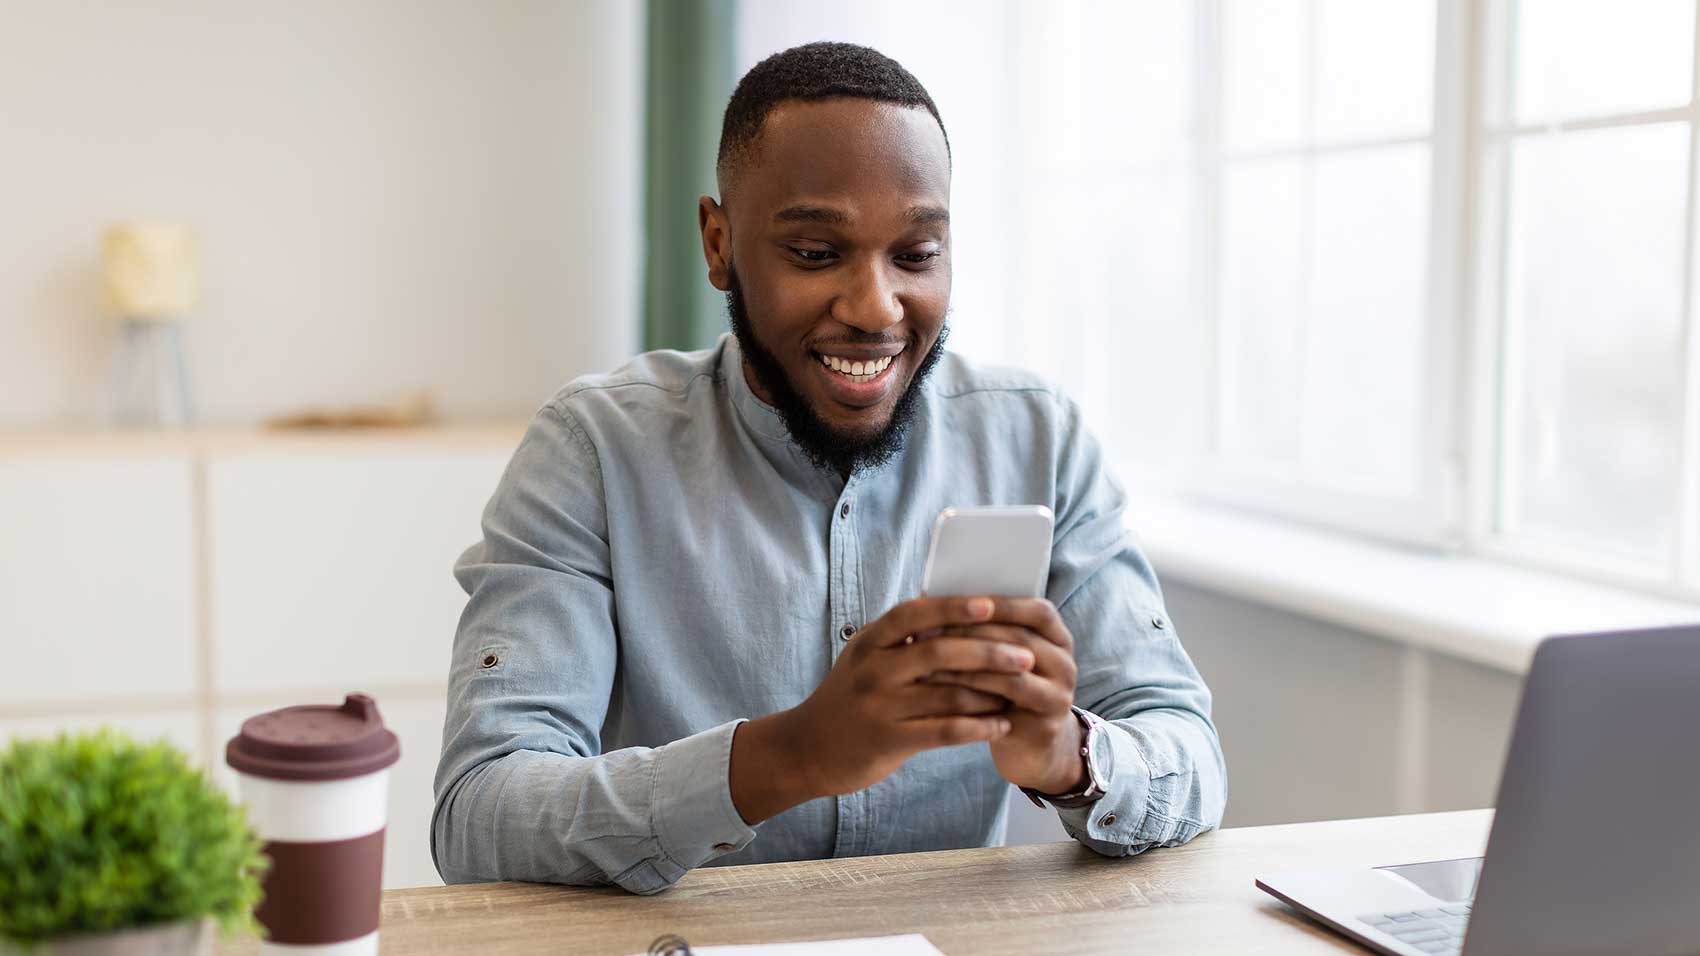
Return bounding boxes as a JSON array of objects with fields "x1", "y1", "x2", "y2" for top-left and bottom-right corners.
[
  {"x1": 1000, "y1": 578, "x2": 1525, "y2": 846},
  {"x1": 1167, "y1": 581, "x2": 1524, "y2": 827},
  {"x1": 0, "y1": 0, "x2": 644, "y2": 425}
]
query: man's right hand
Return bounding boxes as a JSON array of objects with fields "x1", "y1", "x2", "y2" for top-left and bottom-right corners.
[{"x1": 730, "y1": 596, "x2": 1035, "y2": 824}]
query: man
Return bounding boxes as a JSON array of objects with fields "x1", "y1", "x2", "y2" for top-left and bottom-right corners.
[{"x1": 432, "y1": 41, "x2": 1225, "y2": 895}]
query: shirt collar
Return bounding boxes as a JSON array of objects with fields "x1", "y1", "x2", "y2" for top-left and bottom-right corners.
[
  {"x1": 717, "y1": 334, "x2": 848, "y2": 497},
  {"x1": 719, "y1": 333, "x2": 794, "y2": 443}
]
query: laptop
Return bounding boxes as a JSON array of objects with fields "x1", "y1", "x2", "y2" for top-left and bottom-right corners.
[{"x1": 1256, "y1": 625, "x2": 1700, "y2": 956}]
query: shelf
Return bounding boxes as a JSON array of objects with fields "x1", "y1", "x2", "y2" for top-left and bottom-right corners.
[{"x1": 0, "y1": 422, "x2": 527, "y2": 458}]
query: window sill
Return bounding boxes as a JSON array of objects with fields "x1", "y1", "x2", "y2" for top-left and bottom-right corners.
[{"x1": 1126, "y1": 493, "x2": 1700, "y2": 675}]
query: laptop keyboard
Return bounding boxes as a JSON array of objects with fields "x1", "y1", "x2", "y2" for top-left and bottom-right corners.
[{"x1": 1358, "y1": 902, "x2": 1472, "y2": 955}]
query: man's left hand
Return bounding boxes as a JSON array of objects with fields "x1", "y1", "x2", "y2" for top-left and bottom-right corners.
[{"x1": 919, "y1": 597, "x2": 1087, "y2": 795}]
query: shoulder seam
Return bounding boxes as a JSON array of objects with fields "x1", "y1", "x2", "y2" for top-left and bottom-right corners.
[
  {"x1": 549, "y1": 369, "x2": 716, "y2": 407},
  {"x1": 935, "y1": 384, "x2": 1066, "y2": 402},
  {"x1": 540, "y1": 367, "x2": 718, "y2": 473},
  {"x1": 537, "y1": 403, "x2": 599, "y2": 466}
]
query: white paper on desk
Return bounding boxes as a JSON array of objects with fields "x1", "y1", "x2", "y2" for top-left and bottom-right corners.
[{"x1": 626, "y1": 933, "x2": 943, "y2": 956}]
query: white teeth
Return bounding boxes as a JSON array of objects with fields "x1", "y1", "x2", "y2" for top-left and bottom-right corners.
[{"x1": 817, "y1": 353, "x2": 896, "y2": 381}]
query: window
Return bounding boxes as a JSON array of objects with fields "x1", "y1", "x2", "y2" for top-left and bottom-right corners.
[
  {"x1": 1205, "y1": 0, "x2": 1446, "y2": 538},
  {"x1": 1483, "y1": 0, "x2": 1698, "y2": 586},
  {"x1": 735, "y1": 1, "x2": 1700, "y2": 600}
]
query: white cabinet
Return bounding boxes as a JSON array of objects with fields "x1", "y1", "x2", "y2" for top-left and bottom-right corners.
[
  {"x1": 0, "y1": 709, "x2": 201, "y2": 756},
  {"x1": 0, "y1": 455, "x2": 197, "y2": 706},
  {"x1": 206, "y1": 447, "x2": 510, "y2": 695},
  {"x1": 0, "y1": 427, "x2": 517, "y2": 889}
]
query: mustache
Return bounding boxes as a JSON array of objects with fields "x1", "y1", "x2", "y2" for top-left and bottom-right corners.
[{"x1": 810, "y1": 335, "x2": 910, "y2": 350}]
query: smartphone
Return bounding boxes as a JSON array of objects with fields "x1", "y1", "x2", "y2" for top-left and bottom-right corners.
[{"x1": 920, "y1": 505, "x2": 1054, "y2": 598}]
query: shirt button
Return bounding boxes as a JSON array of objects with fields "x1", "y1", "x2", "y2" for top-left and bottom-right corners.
[
  {"x1": 1151, "y1": 616, "x2": 1167, "y2": 630},
  {"x1": 713, "y1": 842, "x2": 735, "y2": 851},
  {"x1": 840, "y1": 623, "x2": 856, "y2": 640},
  {"x1": 840, "y1": 502, "x2": 851, "y2": 519},
  {"x1": 1099, "y1": 812, "x2": 1118, "y2": 827}
]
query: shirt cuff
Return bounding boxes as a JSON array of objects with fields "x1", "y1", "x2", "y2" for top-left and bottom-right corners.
[
  {"x1": 1053, "y1": 720, "x2": 1176, "y2": 853},
  {"x1": 652, "y1": 718, "x2": 761, "y2": 876}
]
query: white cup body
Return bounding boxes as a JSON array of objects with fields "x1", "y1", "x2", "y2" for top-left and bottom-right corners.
[{"x1": 237, "y1": 769, "x2": 389, "y2": 843}]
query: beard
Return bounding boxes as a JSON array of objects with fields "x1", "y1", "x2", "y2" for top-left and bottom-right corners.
[{"x1": 726, "y1": 265, "x2": 948, "y2": 477}]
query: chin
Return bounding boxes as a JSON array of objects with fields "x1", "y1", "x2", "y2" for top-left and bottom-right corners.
[{"x1": 815, "y1": 403, "x2": 893, "y2": 442}]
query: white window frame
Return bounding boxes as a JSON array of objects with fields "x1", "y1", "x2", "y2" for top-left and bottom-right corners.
[
  {"x1": 1463, "y1": 0, "x2": 1700, "y2": 602},
  {"x1": 1179, "y1": 0, "x2": 1700, "y2": 604},
  {"x1": 1180, "y1": 0, "x2": 1467, "y2": 550}
]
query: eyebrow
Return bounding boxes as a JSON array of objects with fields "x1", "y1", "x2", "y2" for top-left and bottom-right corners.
[
  {"x1": 770, "y1": 204, "x2": 950, "y2": 227},
  {"x1": 905, "y1": 205, "x2": 950, "y2": 226},
  {"x1": 773, "y1": 204, "x2": 850, "y2": 225}
]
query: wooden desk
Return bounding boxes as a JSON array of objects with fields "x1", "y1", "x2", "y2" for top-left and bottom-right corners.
[{"x1": 238, "y1": 810, "x2": 1493, "y2": 955}]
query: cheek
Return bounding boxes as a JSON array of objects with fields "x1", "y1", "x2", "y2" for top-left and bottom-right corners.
[
  {"x1": 748, "y1": 273, "x2": 835, "y2": 341},
  {"x1": 905, "y1": 271, "x2": 952, "y2": 328}
]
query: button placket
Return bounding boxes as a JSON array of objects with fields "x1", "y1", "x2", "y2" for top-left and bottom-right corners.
[{"x1": 828, "y1": 481, "x2": 867, "y2": 857}]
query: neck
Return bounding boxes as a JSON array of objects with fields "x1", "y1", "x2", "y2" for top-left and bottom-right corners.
[{"x1": 741, "y1": 357, "x2": 775, "y2": 406}]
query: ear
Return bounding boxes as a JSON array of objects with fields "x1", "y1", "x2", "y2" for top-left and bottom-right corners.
[{"x1": 699, "y1": 195, "x2": 732, "y2": 291}]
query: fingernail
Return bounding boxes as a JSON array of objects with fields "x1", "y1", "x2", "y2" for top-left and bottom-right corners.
[
  {"x1": 997, "y1": 719, "x2": 1011, "y2": 734},
  {"x1": 967, "y1": 597, "x2": 993, "y2": 619},
  {"x1": 1008, "y1": 650, "x2": 1034, "y2": 668}
]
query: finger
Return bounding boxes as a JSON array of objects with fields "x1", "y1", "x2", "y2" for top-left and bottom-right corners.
[
  {"x1": 923, "y1": 669, "x2": 1073, "y2": 715},
  {"x1": 866, "y1": 595, "x2": 995, "y2": 648},
  {"x1": 897, "y1": 683, "x2": 1011, "y2": 719},
  {"x1": 932, "y1": 623, "x2": 1032, "y2": 645},
  {"x1": 898, "y1": 714, "x2": 1012, "y2": 749},
  {"x1": 931, "y1": 625, "x2": 1074, "y2": 682},
  {"x1": 983, "y1": 597, "x2": 1073, "y2": 652},
  {"x1": 883, "y1": 636, "x2": 1035, "y2": 685}
]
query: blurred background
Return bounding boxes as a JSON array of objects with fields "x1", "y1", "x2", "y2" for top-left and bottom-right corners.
[{"x1": 5, "y1": 0, "x2": 1700, "y2": 890}]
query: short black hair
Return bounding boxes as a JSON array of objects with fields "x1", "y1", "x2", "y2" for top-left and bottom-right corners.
[{"x1": 716, "y1": 41, "x2": 950, "y2": 192}]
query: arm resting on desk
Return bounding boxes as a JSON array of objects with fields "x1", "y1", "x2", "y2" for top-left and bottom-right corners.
[
  {"x1": 431, "y1": 406, "x2": 758, "y2": 895},
  {"x1": 1043, "y1": 401, "x2": 1228, "y2": 856}
]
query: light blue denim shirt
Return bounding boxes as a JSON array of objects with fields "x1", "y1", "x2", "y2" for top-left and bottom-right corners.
[{"x1": 432, "y1": 333, "x2": 1226, "y2": 894}]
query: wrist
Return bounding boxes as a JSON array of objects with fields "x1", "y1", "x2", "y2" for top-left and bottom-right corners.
[
  {"x1": 1032, "y1": 716, "x2": 1091, "y2": 795},
  {"x1": 767, "y1": 706, "x2": 831, "y2": 802},
  {"x1": 729, "y1": 709, "x2": 823, "y2": 825}
]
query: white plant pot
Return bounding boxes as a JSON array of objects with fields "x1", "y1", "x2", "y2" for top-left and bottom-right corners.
[{"x1": 3, "y1": 921, "x2": 209, "y2": 956}]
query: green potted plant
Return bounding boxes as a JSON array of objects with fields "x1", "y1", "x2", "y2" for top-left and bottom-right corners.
[{"x1": 0, "y1": 731, "x2": 268, "y2": 955}]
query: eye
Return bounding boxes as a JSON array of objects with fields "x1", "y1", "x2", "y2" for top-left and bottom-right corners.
[
  {"x1": 896, "y1": 251, "x2": 941, "y2": 267},
  {"x1": 789, "y1": 247, "x2": 837, "y2": 263}
]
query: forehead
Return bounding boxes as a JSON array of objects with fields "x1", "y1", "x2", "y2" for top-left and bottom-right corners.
[{"x1": 730, "y1": 99, "x2": 951, "y2": 223}]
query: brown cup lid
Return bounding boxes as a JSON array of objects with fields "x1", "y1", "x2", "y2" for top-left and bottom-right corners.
[{"x1": 225, "y1": 693, "x2": 400, "y2": 782}]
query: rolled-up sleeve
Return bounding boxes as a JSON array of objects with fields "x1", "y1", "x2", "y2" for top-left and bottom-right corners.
[
  {"x1": 431, "y1": 404, "x2": 758, "y2": 895},
  {"x1": 1043, "y1": 399, "x2": 1228, "y2": 856}
]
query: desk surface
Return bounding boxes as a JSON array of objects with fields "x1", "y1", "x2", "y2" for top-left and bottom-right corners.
[{"x1": 236, "y1": 810, "x2": 1493, "y2": 956}]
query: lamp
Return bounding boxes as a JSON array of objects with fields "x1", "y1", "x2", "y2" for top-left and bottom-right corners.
[{"x1": 102, "y1": 222, "x2": 199, "y2": 426}]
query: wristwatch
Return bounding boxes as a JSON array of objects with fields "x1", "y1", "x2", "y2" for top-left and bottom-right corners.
[{"x1": 1020, "y1": 706, "x2": 1110, "y2": 809}]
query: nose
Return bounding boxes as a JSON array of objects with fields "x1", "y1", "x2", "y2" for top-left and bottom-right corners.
[{"x1": 830, "y1": 257, "x2": 903, "y2": 333}]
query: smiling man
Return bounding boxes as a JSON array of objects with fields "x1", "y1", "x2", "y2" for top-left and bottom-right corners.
[{"x1": 432, "y1": 42, "x2": 1226, "y2": 895}]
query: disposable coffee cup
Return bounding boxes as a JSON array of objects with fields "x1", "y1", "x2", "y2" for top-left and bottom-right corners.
[{"x1": 226, "y1": 693, "x2": 400, "y2": 955}]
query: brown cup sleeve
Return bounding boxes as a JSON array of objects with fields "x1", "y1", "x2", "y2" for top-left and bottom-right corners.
[{"x1": 255, "y1": 829, "x2": 386, "y2": 945}]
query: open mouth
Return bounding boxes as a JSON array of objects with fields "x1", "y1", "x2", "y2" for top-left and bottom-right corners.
[
  {"x1": 809, "y1": 348, "x2": 905, "y2": 408},
  {"x1": 815, "y1": 352, "x2": 895, "y2": 383}
]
